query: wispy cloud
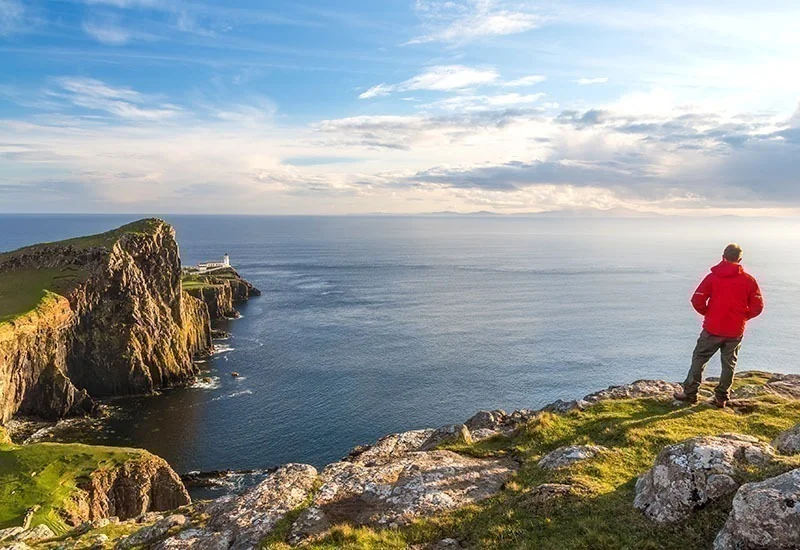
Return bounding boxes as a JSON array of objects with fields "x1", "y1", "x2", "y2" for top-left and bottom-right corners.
[
  {"x1": 82, "y1": 19, "x2": 132, "y2": 45},
  {"x1": 424, "y1": 92, "x2": 546, "y2": 111},
  {"x1": 83, "y1": 0, "x2": 160, "y2": 7},
  {"x1": 359, "y1": 65, "x2": 498, "y2": 99},
  {"x1": 50, "y1": 77, "x2": 182, "y2": 120},
  {"x1": 406, "y1": 0, "x2": 540, "y2": 45},
  {"x1": 575, "y1": 77, "x2": 609, "y2": 85},
  {"x1": 0, "y1": 0, "x2": 25, "y2": 35},
  {"x1": 502, "y1": 75, "x2": 546, "y2": 87}
]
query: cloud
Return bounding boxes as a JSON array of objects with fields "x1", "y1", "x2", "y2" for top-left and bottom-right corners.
[
  {"x1": 502, "y1": 75, "x2": 547, "y2": 87},
  {"x1": 0, "y1": 0, "x2": 25, "y2": 35},
  {"x1": 4, "y1": 70, "x2": 800, "y2": 214},
  {"x1": 83, "y1": 0, "x2": 160, "y2": 7},
  {"x1": 359, "y1": 65, "x2": 499, "y2": 99},
  {"x1": 316, "y1": 107, "x2": 542, "y2": 150},
  {"x1": 82, "y1": 19, "x2": 132, "y2": 45},
  {"x1": 406, "y1": 0, "x2": 540, "y2": 45},
  {"x1": 575, "y1": 77, "x2": 609, "y2": 85},
  {"x1": 424, "y1": 92, "x2": 546, "y2": 111},
  {"x1": 406, "y1": 159, "x2": 654, "y2": 191},
  {"x1": 50, "y1": 77, "x2": 182, "y2": 120}
]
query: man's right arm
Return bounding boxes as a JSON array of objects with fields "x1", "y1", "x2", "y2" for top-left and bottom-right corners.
[{"x1": 691, "y1": 275, "x2": 712, "y2": 315}]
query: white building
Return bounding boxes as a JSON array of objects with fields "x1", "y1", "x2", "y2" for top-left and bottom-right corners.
[{"x1": 195, "y1": 254, "x2": 231, "y2": 273}]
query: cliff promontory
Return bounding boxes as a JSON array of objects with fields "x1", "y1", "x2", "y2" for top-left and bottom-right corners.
[
  {"x1": 182, "y1": 268, "x2": 261, "y2": 321},
  {"x1": 0, "y1": 436, "x2": 189, "y2": 538},
  {"x1": 0, "y1": 219, "x2": 213, "y2": 422}
]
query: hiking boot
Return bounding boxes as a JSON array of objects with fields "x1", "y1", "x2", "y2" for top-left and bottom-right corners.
[
  {"x1": 673, "y1": 391, "x2": 698, "y2": 404},
  {"x1": 714, "y1": 397, "x2": 728, "y2": 408}
]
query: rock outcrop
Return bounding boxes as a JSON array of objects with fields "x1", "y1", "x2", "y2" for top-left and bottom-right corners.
[
  {"x1": 117, "y1": 514, "x2": 189, "y2": 550},
  {"x1": 542, "y1": 379, "x2": 683, "y2": 414},
  {"x1": 634, "y1": 434, "x2": 774, "y2": 523},
  {"x1": 714, "y1": 468, "x2": 800, "y2": 550},
  {"x1": 163, "y1": 464, "x2": 318, "y2": 550},
  {"x1": 290, "y1": 450, "x2": 517, "y2": 543},
  {"x1": 68, "y1": 453, "x2": 191, "y2": 525},
  {"x1": 0, "y1": 219, "x2": 213, "y2": 422},
  {"x1": 772, "y1": 424, "x2": 800, "y2": 455},
  {"x1": 182, "y1": 268, "x2": 261, "y2": 321}
]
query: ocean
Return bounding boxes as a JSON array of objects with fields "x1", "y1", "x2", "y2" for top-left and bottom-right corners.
[{"x1": 1, "y1": 214, "x2": 798, "y2": 476}]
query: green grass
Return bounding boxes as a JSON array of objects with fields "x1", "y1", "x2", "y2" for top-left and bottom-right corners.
[
  {"x1": 263, "y1": 373, "x2": 800, "y2": 549},
  {"x1": 0, "y1": 268, "x2": 88, "y2": 324},
  {"x1": 0, "y1": 440, "x2": 145, "y2": 534},
  {"x1": 1, "y1": 219, "x2": 164, "y2": 256},
  {"x1": 181, "y1": 274, "x2": 220, "y2": 291},
  {"x1": 0, "y1": 218, "x2": 165, "y2": 325}
]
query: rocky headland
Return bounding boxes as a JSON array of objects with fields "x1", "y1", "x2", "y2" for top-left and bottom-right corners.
[
  {"x1": 0, "y1": 219, "x2": 215, "y2": 422},
  {"x1": 0, "y1": 219, "x2": 260, "y2": 424},
  {"x1": 182, "y1": 269, "x2": 261, "y2": 321}
]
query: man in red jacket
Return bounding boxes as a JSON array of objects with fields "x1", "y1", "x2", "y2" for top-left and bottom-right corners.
[{"x1": 674, "y1": 243, "x2": 764, "y2": 407}]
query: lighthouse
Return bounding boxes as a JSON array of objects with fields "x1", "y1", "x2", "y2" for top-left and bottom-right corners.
[{"x1": 223, "y1": 253, "x2": 230, "y2": 267}]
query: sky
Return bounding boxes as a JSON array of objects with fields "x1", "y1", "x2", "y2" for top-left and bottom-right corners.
[{"x1": 1, "y1": 0, "x2": 800, "y2": 215}]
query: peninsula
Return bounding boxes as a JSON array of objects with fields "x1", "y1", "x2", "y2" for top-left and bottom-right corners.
[{"x1": 0, "y1": 219, "x2": 259, "y2": 422}]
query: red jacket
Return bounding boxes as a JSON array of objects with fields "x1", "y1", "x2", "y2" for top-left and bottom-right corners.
[{"x1": 691, "y1": 259, "x2": 763, "y2": 338}]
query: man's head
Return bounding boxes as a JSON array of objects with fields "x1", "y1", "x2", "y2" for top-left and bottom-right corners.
[{"x1": 723, "y1": 243, "x2": 743, "y2": 263}]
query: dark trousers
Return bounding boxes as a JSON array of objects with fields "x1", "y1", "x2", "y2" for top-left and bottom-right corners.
[{"x1": 683, "y1": 329, "x2": 743, "y2": 400}]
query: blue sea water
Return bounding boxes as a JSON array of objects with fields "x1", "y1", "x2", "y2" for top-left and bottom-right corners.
[{"x1": 1, "y1": 214, "x2": 798, "y2": 474}]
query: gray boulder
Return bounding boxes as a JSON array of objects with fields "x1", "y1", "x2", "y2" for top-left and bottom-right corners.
[
  {"x1": 202, "y1": 463, "x2": 318, "y2": 550},
  {"x1": 116, "y1": 514, "x2": 188, "y2": 550},
  {"x1": 584, "y1": 380, "x2": 683, "y2": 404},
  {"x1": 16, "y1": 524, "x2": 55, "y2": 542},
  {"x1": 290, "y1": 450, "x2": 517, "y2": 543},
  {"x1": 762, "y1": 373, "x2": 800, "y2": 399},
  {"x1": 465, "y1": 410, "x2": 508, "y2": 431},
  {"x1": 634, "y1": 434, "x2": 774, "y2": 523},
  {"x1": 538, "y1": 445, "x2": 606, "y2": 470},
  {"x1": 420, "y1": 424, "x2": 473, "y2": 450},
  {"x1": 346, "y1": 429, "x2": 436, "y2": 466},
  {"x1": 714, "y1": 468, "x2": 800, "y2": 549},
  {"x1": 153, "y1": 529, "x2": 233, "y2": 550},
  {"x1": 772, "y1": 424, "x2": 800, "y2": 455}
]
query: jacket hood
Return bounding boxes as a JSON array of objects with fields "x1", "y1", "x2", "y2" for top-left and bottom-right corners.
[{"x1": 711, "y1": 259, "x2": 744, "y2": 278}]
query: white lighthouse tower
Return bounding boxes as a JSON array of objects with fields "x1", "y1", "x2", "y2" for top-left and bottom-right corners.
[{"x1": 223, "y1": 253, "x2": 230, "y2": 267}]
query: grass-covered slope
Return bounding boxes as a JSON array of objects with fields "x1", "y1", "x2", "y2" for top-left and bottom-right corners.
[
  {"x1": 0, "y1": 219, "x2": 163, "y2": 325},
  {"x1": 0, "y1": 439, "x2": 145, "y2": 534},
  {"x1": 264, "y1": 372, "x2": 800, "y2": 550}
]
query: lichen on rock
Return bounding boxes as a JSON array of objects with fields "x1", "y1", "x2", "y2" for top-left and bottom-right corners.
[
  {"x1": 290, "y1": 450, "x2": 517, "y2": 543},
  {"x1": 714, "y1": 468, "x2": 800, "y2": 550},
  {"x1": 634, "y1": 433, "x2": 774, "y2": 523}
]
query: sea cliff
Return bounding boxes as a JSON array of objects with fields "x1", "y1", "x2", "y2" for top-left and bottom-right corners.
[
  {"x1": 0, "y1": 219, "x2": 213, "y2": 422},
  {"x1": 182, "y1": 268, "x2": 261, "y2": 321}
]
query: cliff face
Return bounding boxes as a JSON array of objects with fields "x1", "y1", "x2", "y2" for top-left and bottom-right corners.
[
  {"x1": 68, "y1": 453, "x2": 190, "y2": 525},
  {"x1": 0, "y1": 219, "x2": 213, "y2": 423},
  {"x1": 183, "y1": 268, "x2": 261, "y2": 321}
]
